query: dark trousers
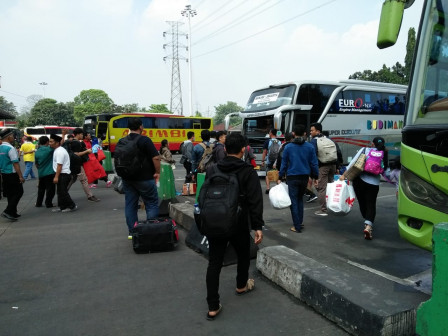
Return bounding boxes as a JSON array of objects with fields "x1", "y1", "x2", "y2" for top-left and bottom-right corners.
[
  {"x1": 183, "y1": 161, "x2": 192, "y2": 182},
  {"x1": 287, "y1": 176, "x2": 309, "y2": 230},
  {"x1": 57, "y1": 173, "x2": 75, "y2": 210},
  {"x1": 353, "y1": 177, "x2": 379, "y2": 224},
  {"x1": 36, "y1": 174, "x2": 56, "y2": 207},
  {"x1": 2, "y1": 173, "x2": 24, "y2": 216},
  {"x1": 206, "y1": 231, "x2": 251, "y2": 311}
]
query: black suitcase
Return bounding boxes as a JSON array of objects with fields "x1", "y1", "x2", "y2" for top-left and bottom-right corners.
[{"x1": 132, "y1": 218, "x2": 179, "y2": 254}]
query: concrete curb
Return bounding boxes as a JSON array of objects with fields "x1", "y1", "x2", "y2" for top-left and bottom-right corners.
[
  {"x1": 169, "y1": 201, "x2": 196, "y2": 231},
  {"x1": 256, "y1": 246, "x2": 427, "y2": 336}
]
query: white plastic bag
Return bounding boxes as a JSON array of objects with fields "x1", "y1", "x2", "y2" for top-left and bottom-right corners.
[
  {"x1": 269, "y1": 183, "x2": 291, "y2": 209},
  {"x1": 326, "y1": 181, "x2": 356, "y2": 215}
]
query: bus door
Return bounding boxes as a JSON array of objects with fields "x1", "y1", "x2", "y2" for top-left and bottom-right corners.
[
  {"x1": 291, "y1": 110, "x2": 310, "y2": 134},
  {"x1": 97, "y1": 121, "x2": 108, "y2": 139}
]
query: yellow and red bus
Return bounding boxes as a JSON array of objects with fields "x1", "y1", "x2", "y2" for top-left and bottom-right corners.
[{"x1": 83, "y1": 113, "x2": 213, "y2": 153}]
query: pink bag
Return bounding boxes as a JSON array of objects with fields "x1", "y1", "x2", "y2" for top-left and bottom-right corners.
[{"x1": 364, "y1": 149, "x2": 384, "y2": 175}]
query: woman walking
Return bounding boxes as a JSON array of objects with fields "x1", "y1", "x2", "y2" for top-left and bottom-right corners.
[{"x1": 340, "y1": 137, "x2": 388, "y2": 240}]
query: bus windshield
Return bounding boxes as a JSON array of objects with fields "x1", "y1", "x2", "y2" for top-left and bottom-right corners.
[
  {"x1": 244, "y1": 85, "x2": 296, "y2": 112},
  {"x1": 243, "y1": 116, "x2": 274, "y2": 138}
]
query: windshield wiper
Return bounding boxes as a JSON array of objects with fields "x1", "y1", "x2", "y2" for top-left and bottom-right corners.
[{"x1": 426, "y1": 130, "x2": 448, "y2": 141}]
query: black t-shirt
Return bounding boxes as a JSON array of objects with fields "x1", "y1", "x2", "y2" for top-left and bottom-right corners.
[
  {"x1": 69, "y1": 139, "x2": 89, "y2": 162},
  {"x1": 127, "y1": 133, "x2": 159, "y2": 180}
]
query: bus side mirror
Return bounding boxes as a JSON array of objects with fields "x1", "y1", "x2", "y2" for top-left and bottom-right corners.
[{"x1": 377, "y1": 0, "x2": 405, "y2": 49}]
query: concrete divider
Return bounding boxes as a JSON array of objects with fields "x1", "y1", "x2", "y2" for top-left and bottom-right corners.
[{"x1": 257, "y1": 245, "x2": 429, "y2": 336}]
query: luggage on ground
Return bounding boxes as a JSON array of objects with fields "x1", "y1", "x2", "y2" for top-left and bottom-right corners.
[{"x1": 132, "y1": 218, "x2": 179, "y2": 253}]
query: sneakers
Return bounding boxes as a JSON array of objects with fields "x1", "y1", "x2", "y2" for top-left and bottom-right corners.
[
  {"x1": 314, "y1": 210, "x2": 328, "y2": 216},
  {"x1": 106, "y1": 181, "x2": 112, "y2": 188},
  {"x1": 1, "y1": 212, "x2": 18, "y2": 221},
  {"x1": 89, "y1": 184, "x2": 97, "y2": 189},
  {"x1": 364, "y1": 225, "x2": 373, "y2": 240},
  {"x1": 306, "y1": 195, "x2": 318, "y2": 203},
  {"x1": 52, "y1": 208, "x2": 62, "y2": 213},
  {"x1": 88, "y1": 196, "x2": 100, "y2": 202},
  {"x1": 62, "y1": 205, "x2": 78, "y2": 213},
  {"x1": 265, "y1": 189, "x2": 270, "y2": 194},
  {"x1": 128, "y1": 234, "x2": 133, "y2": 240}
]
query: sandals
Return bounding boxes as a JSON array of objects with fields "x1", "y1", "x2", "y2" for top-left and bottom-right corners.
[
  {"x1": 235, "y1": 279, "x2": 255, "y2": 296},
  {"x1": 364, "y1": 225, "x2": 373, "y2": 240},
  {"x1": 206, "y1": 304, "x2": 222, "y2": 321}
]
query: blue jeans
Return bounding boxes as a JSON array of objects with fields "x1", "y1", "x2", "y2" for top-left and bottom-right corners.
[
  {"x1": 123, "y1": 179, "x2": 159, "y2": 233},
  {"x1": 23, "y1": 161, "x2": 36, "y2": 179},
  {"x1": 287, "y1": 177, "x2": 309, "y2": 230}
]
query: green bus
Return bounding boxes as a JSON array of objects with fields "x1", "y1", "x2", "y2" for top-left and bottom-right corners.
[{"x1": 378, "y1": 0, "x2": 448, "y2": 250}]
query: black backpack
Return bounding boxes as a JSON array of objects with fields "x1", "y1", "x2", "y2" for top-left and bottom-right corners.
[
  {"x1": 268, "y1": 139, "x2": 281, "y2": 163},
  {"x1": 114, "y1": 135, "x2": 144, "y2": 179},
  {"x1": 197, "y1": 166, "x2": 243, "y2": 238},
  {"x1": 62, "y1": 141, "x2": 81, "y2": 175}
]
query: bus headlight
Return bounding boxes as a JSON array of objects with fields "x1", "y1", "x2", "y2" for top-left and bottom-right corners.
[{"x1": 400, "y1": 166, "x2": 448, "y2": 214}]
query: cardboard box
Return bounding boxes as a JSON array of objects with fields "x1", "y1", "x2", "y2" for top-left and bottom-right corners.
[{"x1": 182, "y1": 183, "x2": 197, "y2": 196}]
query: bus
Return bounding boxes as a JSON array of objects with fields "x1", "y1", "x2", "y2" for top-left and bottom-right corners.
[
  {"x1": 378, "y1": 0, "x2": 448, "y2": 250},
  {"x1": 225, "y1": 80, "x2": 407, "y2": 174},
  {"x1": 23, "y1": 126, "x2": 76, "y2": 141},
  {"x1": 83, "y1": 113, "x2": 213, "y2": 153}
]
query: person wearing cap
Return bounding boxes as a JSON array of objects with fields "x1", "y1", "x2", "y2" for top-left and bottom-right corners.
[
  {"x1": 0, "y1": 128, "x2": 25, "y2": 220},
  {"x1": 339, "y1": 137, "x2": 388, "y2": 240},
  {"x1": 49, "y1": 134, "x2": 77, "y2": 213}
]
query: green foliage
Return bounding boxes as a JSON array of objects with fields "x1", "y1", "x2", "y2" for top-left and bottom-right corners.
[
  {"x1": 27, "y1": 99, "x2": 78, "y2": 126},
  {"x1": 349, "y1": 27, "x2": 416, "y2": 85},
  {"x1": 195, "y1": 110, "x2": 203, "y2": 117},
  {"x1": 0, "y1": 96, "x2": 18, "y2": 117},
  {"x1": 149, "y1": 104, "x2": 171, "y2": 114},
  {"x1": 214, "y1": 101, "x2": 243, "y2": 126},
  {"x1": 73, "y1": 89, "x2": 114, "y2": 123}
]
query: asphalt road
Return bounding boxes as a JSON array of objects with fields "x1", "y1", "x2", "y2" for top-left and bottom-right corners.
[
  {"x1": 0, "y1": 156, "x2": 432, "y2": 336},
  {"x1": 0, "y1": 160, "x2": 349, "y2": 336}
]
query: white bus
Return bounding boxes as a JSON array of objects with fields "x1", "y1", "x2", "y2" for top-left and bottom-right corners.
[
  {"x1": 24, "y1": 125, "x2": 76, "y2": 141},
  {"x1": 225, "y1": 80, "x2": 407, "y2": 172}
]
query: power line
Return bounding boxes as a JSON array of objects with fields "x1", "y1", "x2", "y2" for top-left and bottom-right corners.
[
  {"x1": 193, "y1": 0, "x2": 284, "y2": 46},
  {"x1": 191, "y1": 0, "x2": 237, "y2": 32},
  {"x1": 192, "y1": 0, "x2": 247, "y2": 33},
  {"x1": 194, "y1": 0, "x2": 337, "y2": 59},
  {"x1": 0, "y1": 89, "x2": 28, "y2": 100}
]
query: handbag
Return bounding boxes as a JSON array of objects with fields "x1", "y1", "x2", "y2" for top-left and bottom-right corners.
[
  {"x1": 96, "y1": 149, "x2": 106, "y2": 162},
  {"x1": 344, "y1": 151, "x2": 366, "y2": 181},
  {"x1": 267, "y1": 169, "x2": 279, "y2": 182},
  {"x1": 83, "y1": 153, "x2": 107, "y2": 184}
]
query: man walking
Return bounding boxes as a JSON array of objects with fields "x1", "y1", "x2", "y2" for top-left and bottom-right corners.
[
  {"x1": 118, "y1": 118, "x2": 161, "y2": 239},
  {"x1": 0, "y1": 128, "x2": 25, "y2": 220},
  {"x1": 180, "y1": 131, "x2": 194, "y2": 182},
  {"x1": 203, "y1": 133, "x2": 264, "y2": 320},
  {"x1": 310, "y1": 122, "x2": 339, "y2": 216},
  {"x1": 278, "y1": 125, "x2": 319, "y2": 232},
  {"x1": 50, "y1": 134, "x2": 77, "y2": 213},
  {"x1": 67, "y1": 128, "x2": 100, "y2": 202},
  {"x1": 19, "y1": 136, "x2": 36, "y2": 180},
  {"x1": 35, "y1": 136, "x2": 56, "y2": 208},
  {"x1": 192, "y1": 129, "x2": 211, "y2": 174}
]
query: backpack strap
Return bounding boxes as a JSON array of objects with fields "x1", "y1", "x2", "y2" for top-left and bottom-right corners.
[{"x1": 199, "y1": 142, "x2": 207, "y2": 150}]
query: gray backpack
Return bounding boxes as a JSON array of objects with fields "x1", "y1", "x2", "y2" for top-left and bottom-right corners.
[{"x1": 317, "y1": 136, "x2": 337, "y2": 163}]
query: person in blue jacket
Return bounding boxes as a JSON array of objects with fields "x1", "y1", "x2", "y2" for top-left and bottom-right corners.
[{"x1": 278, "y1": 125, "x2": 319, "y2": 233}]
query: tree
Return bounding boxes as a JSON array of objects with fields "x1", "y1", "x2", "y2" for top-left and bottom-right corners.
[
  {"x1": 149, "y1": 104, "x2": 171, "y2": 114},
  {"x1": 73, "y1": 89, "x2": 114, "y2": 123},
  {"x1": 349, "y1": 27, "x2": 415, "y2": 85},
  {"x1": 0, "y1": 96, "x2": 18, "y2": 117},
  {"x1": 27, "y1": 99, "x2": 77, "y2": 126},
  {"x1": 213, "y1": 101, "x2": 243, "y2": 126}
]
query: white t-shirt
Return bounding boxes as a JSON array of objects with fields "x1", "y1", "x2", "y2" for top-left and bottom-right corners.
[{"x1": 53, "y1": 146, "x2": 71, "y2": 174}]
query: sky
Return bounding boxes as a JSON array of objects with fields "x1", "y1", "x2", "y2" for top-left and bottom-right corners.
[{"x1": 0, "y1": 0, "x2": 424, "y2": 118}]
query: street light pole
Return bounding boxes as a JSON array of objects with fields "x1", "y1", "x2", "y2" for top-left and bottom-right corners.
[
  {"x1": 39, "y1": 82, "x2": 48, "y2": 98},
  {"x1": 181, "y1": 5, "x2": 197, "y2": 117}
]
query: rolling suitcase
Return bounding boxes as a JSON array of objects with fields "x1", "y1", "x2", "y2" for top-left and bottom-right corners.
[{"x1": 132, "y1": 218, "x2": 179, "y2": 254}]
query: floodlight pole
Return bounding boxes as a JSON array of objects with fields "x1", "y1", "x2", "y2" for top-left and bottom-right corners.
[{"x1": 181, "y1": 5, "x2": 197, "y2": 117}]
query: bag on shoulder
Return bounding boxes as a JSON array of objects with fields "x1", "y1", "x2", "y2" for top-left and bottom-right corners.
[
  {"x1": 344, "y1": 150, "x2": 366, "y2": 181},
  {"x1": 267, "y1": 139, "x2": 281, "y2": 163},
  {"x1": 197, "y1": 166, "x2": 242, "y2": 238},
  {"x1": 114, "y1": 135, "x2": 144, "y2": 179},
  {"x1": 197, "y1": 143, "x2": 215, "y2": 173},
  {"x1": 62, "y1": 141, "x2": 82, "y2": 175},
  {"x1": 317, "y1": 136, "x2": 338, "y2": 163},
  {"x1": 364, "y1": 149, "x2": 384, "y2": 175}
]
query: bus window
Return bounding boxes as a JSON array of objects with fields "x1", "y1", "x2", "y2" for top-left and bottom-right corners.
[
  {"x1": 193, "y1": 122, "x2": 201, "y2": 129},
  {"x1": 243, "y1": 116, "x2": 273, "y2": 137},
  {"x1": 200, "y1": 119, "x2": 211, "y2": 129},
  {"x1": 142, "y1": 117, "x2": 155, "y2": 128},
  {"x1": 296, "y1": 84, "x2": 338, "y2": 121}
]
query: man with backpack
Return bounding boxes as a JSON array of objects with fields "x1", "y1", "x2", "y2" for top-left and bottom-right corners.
[
  {"x1": 261, "y1": 128, "x2": 281, "y2": 194},
  {"x1": 310, "y1": 122, "x2": 341, "y2": 216},
  {"x1": 211, "y1": 131, "x2": 226, "y2": 163},
  {"x1": 114, "y1": 118, "x2": 161, "y2": 239},
  {"x1": 192, "y1": 129, "x2": 212, "y2": 174},
  {"x1": 180, "y1": 131, "x2": 194, "y2": 183},
  {"x1": 198, "y1": 133, "x2": 263, "y2": 320}
]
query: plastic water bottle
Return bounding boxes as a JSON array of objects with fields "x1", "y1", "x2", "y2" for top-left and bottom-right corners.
[{"x1": 193, "y1": 203, "x2": 200, "y2": 215}]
